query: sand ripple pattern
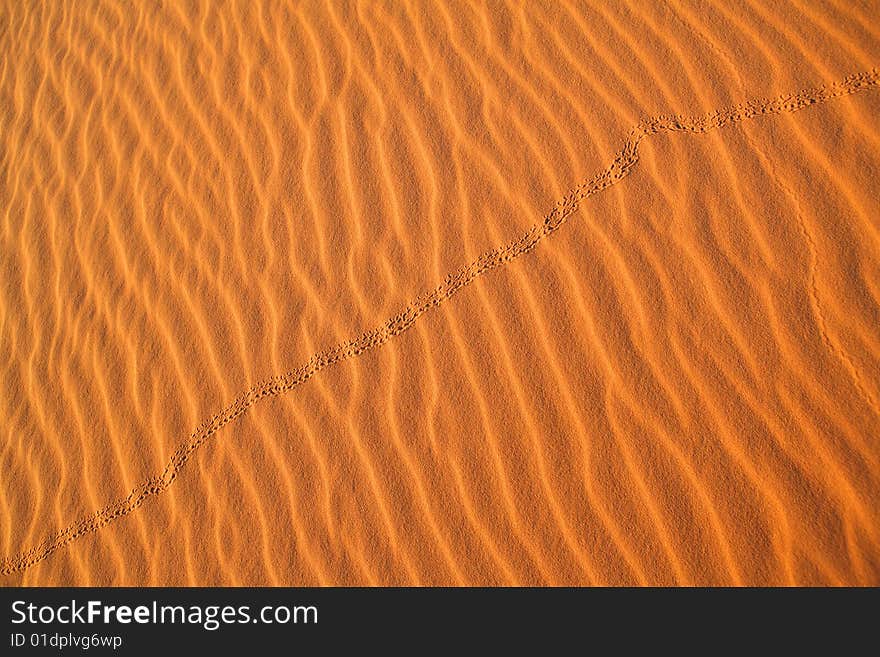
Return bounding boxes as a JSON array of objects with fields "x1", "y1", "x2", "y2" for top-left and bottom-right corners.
[
  {"x1": 3, "y1": 1, "x2": 880, "y2": 584},
  {"x1": 1, "y1": 67, "x2": 878, "y2": 578}
]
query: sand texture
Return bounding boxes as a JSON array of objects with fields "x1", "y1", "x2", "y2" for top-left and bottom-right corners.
[{"x1": 2, "y1": 1, "x2": 879, "y2": 585}]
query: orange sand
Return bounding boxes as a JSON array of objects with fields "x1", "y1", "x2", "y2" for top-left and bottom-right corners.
[{"x1": 1, "y1": 1, "x2": 879, "y2": 585}]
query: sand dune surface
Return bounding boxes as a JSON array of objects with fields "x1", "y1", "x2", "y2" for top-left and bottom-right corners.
[{"x1": 1, "y1": 1, "x2": 879, "y2": 585}]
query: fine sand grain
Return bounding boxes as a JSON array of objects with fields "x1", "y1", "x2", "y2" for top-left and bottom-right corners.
[{"x1": 1, "y1": 1, "x2": 879, "y2": 585}]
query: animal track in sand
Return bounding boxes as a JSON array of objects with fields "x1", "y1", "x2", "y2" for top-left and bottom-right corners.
[{"x1": 2, "y1": 68, "x2": 878, "y2": 577}]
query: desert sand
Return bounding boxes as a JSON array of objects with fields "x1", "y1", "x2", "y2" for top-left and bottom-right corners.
[{"x1": 1, "y1": 1, "x2": 879, "y2": 585}]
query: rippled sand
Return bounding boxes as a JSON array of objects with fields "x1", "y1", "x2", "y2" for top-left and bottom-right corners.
[{"x1": 2, "y1": 1, "x2": 879, "y2": 585}]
